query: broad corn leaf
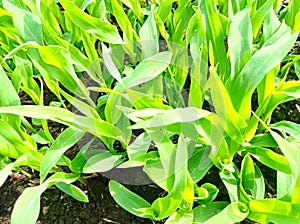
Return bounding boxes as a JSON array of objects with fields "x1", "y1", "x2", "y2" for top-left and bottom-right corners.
[
  {"x1": 228, "y1": 8, "x2": 252, "y2": 78},
  {"x1": 250, "y1": 0, "x2": 276, "y2": 39},
  {"x1": 11, "y1": 173, "x2": 80, "y2": 224},
  {"x1": 151, "y1": 135, "x2": 190, "y2": 219},
  {"x1": 285, "y1": 0, "x2": 300, "y2": 32},
  {"x1": 124, "y1": 51, "x2": 172, "y2": 88},
  {"x1": 139, "y1": 12, "x2": 159, "y2": 58},
  {"x1": 109, "y1": 180, "x2": 154, "y2": 219},
  {"x1": 59, "y1": 0, "x2": 123, "y2": 44},
  {"x1": 203, "y1": 202, "x2": 249, "y2": 224},
  {"x1": 40, "y1": 128, "x2": 85, "y2": 182},
  {"x1": 228, "y1": 23, "x2": 298, "y2": 118},
  {"x1": 3, "y1": 0, "x2": 43, "y2": 44},
  {"x1": 200, "y1": 0, "x2": 229, "y2": 79},
  {"x1": 0, "y1": 106, "x2": 125, "y2": 144},
  {"x1": 249, "y1": 199, "x2": 300, "y2": 223},
  {"x1": 208, "y1": 67, "x2": 247, "y2": 144}
]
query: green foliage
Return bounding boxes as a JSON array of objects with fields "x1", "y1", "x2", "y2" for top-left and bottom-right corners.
[{"x1": 0, "y1": 0, "x2": 299, "y2": 223}]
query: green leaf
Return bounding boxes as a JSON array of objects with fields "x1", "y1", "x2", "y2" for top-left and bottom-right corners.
[
  {"x1": 11, "y1": 172, "x2": 79, "y2": 224},
  {"x1": 277, "y1": 171, "x2": 293, "y2": 199},
  {"x1": 144, "y1": 158, "x2": 168, "y2": 190},
  {"x1": 245, "y1": 146, "x2": 291, "y2": 174},
  {"x1": 0, "y1": 106, "x2": 125, "y2": 144},
  {"x1": 257, "y1": 64, "x2": 280, "y2": 105},
  {"x1": 0, "y1": 162, "x2": 14, "y2": 187},
  {"x1": 11, "y1": 185, "x2": 45, "y2": 224},
  {"x1": 241, "y1": 154, "x2": 255, "y2": 191},
  {"x1": 139, "y1": 12, "x2": 159, "y2": 58},
  {"x1": 165, "y1": 210, "x2": 193, "y2": 224},
  {"x1": 124, "y1": 51, "x2": 172, "y2": 88},
  {"x1": 0, "y1": 119, "x2": 36, "y2": 158},
  {"x1": 102, "y1": 43, "x2": 124, "y2": 85},
  {"x1": 59, "y1": 0, "x2": 123, "y2": 44},
  {"x1": 172, "y1": 1, "x2": 194, "y2": 44},
  {"x1": 250, "y1": 133, "x2": 278, "y2": 148},
  {"x1": 0, "y1": 152, "x2": 43, "y2": 188},
  {"x1": 295, "y1": 60, "x2": 300, "y2": 79},
  {"x1": 269, "y1": 130, "x2": 300, "y2": 203},
  {"x1": 262, "y1": 8, "x2": 281, "y2": 42},
  {"x1": 252, "y1": 164, "x2": 265, "y2": 199},
  {"x1": 157, "y1": 0, "x2": 174, "y2": 22},
  {"x1": 56, "y1": 182, "x2": 89, "y2": 202},
  {"x1": 195, "y1": 183, "x2": 219, "y2": 205},
  {"x1": 208, "y1": 67, "x2": 247, "y2": 143},
  {"x1": 187, "y1": 9, "x2": 207, "y2": 108},
  {"x1": 250, "y1": 0, "x2": 276, "y2": 39},
  {"x1": 219, "y1": 164, "x2": 240, "y2": 202},
  {"x1": 269, "y1": 130, "x2": 298, "y2": 172},
  {"x1": 203, "y1": 202, "x2": 249, "y2": 224},
  {"x1": 193, "y1": 202, "x2": 229, "y2": 223},
  {"x1": 122, "y1": 88, "x2": 171, "y2": 111},
  {"x1": 127, "y1": 132, "x2": 152, "y2": 161},
  {"x1": 249, "y1": 199, "x2": 300, "y2": 223},
  {"x1": 83, "y1": 150, "x2": 124, "y2": 173},
  {"x1": 228, "y1": 8, "x2": 252, "y2": 78},
  {"x1": 240, "y1": 154, "x2": 265, "y2": 199},
  {"x1": 109, "y1": 180, "x2": 154, "y2": 218},
  {"x1": 69, "y1": 138, "x2": 98, "y2": 173},
  {"x1": 40, "y1": 128, "x2": 85, "y2": 182},
  {"x1": 188, "y1": 146, "x2": 213, "y2": 183},
  {"x1": 3, "y1": 0, "x2": 43, "y2": 44},
  {"x1": 270, "y1": 121, "x2": 300, "y2": 141},
  {"x1": 129, "y1": 107, "x2": 211, "y2": 129},
  {"x1": 0, "y1": 65, "x2": 21, "y2": 129},
  {"x1": 150, "y1": 135, "x2": 190, "y2": 219},
  {"x1": 120, "y1": 0, "x2": 143, "y2": 21},
  {"x1": 258, "y1": 81, "x2": 300, "y2": 121},
  {"x1": 60, "y1": 89, "x2": 100, "y2": 118},
  {"x1": 284, "y1": 0, "x2": 300, "y2": 32},
  {"x1": 36, "y1": 45, "x2": 89, "y2": 98},
  {"x1": 228, "y1": 23, "x2": 298, "y2": 118},
  {"x1": 200, "y1": 0, "x2": 229, "y2": 78},
  {"x1": 110, "y1": 0, "x2": 135, "y2": 43}
]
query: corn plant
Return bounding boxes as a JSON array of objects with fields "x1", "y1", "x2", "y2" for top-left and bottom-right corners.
[{"x1": 0, "y1": 0, "x2": 300, "y2": 223}]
